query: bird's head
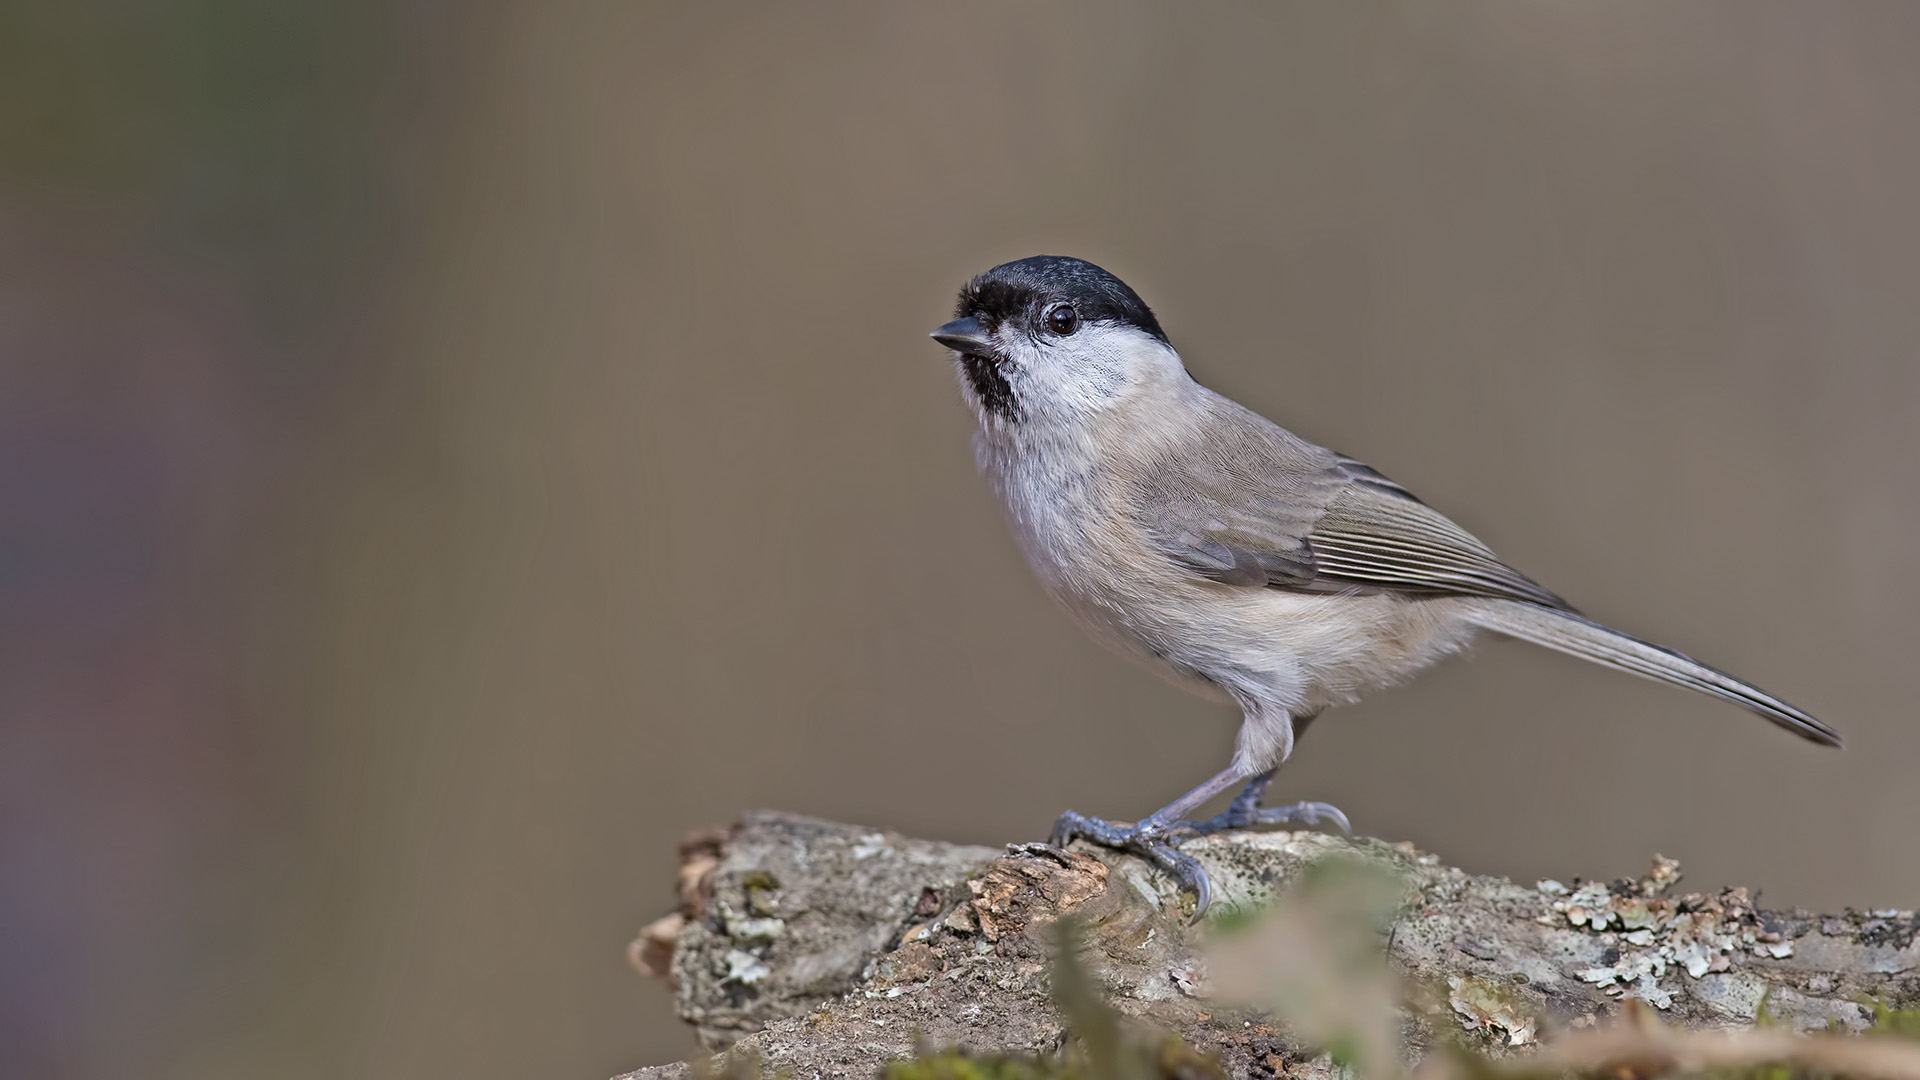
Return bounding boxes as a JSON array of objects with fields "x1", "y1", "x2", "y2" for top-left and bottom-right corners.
[{"x1": 931, "y1": 255, "x2": 1184, "y2": 431}]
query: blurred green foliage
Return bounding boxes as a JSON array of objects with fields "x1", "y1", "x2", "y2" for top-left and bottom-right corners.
[{"x1": 1867, "y1": 998, "x2": 1920, "y2": 1040}]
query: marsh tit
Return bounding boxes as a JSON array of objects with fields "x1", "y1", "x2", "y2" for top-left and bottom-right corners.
[{"x1": 930, "y1": 255, "x2": 1839, "y2": 914}]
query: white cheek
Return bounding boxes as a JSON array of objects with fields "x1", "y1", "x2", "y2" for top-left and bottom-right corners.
[{"x1": 1003, "y1": 324, "x2": 1180, "y2": 424}]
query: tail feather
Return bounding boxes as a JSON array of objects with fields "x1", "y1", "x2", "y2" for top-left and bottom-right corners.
[{"x1": 1462, "y1": 600, "x2": 1841, "y2": 747}]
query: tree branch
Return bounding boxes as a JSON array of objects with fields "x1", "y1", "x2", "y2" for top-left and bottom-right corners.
[{"x1": 621, "y1": 812, "x2": 1919, "y2": 1079}]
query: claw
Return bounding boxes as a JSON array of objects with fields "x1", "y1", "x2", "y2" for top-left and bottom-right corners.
[
  {"x1": 1181, "y1": 853, "x2": 1212, "y2": 916},
  {"x1": 1139, "y1": 836, "x2": 1212, "y2": 917},
  {"x1": 1249, "y1": 799, "x2": 1351, "y2": 835},
  {"x1": 1049, "y1": 810, "x2": 1215, "y2": 915},
  {"x1": 1047, "y1": 789, "x2": 1349, "y2": 921}
]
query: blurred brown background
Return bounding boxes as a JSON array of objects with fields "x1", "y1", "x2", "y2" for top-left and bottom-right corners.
[{"x1": 3, "y1": 2, "x2": 1918, "y2": 1078}]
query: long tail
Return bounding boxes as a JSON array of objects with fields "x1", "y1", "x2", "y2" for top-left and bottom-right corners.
[{"x1": 1461, "y1": 600, "x2": 1842, "y2": 747}]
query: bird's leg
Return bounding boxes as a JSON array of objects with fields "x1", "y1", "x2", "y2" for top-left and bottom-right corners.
[
  {"x1": 1228, "y1": 768, "x2": 1277, "y2": 817},
  {"x1": 1049, "y1": 715, "x2": 1350, "y2": 915},
  {"x1": 1178, "y1": 710, "x2": 1348, "y2": 839}
]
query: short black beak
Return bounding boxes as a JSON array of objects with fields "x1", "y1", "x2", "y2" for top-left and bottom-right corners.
[{"x1": 930, "y1": 316, "x2": 993, "y2": 356}]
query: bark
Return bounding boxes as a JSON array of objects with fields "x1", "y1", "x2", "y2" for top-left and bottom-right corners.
[{"x1": 621, "y1": 812, "x2": 1920, "y2": 1080}]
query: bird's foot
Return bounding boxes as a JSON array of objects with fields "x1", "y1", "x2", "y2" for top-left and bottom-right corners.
[
  {"x1": 1048, "y1": 795, "x2": 1351, "y2": 918},
  {"x1": 1049, "y1": 810, "x2": 1215, "y2": 914},
  {"x1": 1178, "y1": 798, "x2": 1351, "y2": 840}
]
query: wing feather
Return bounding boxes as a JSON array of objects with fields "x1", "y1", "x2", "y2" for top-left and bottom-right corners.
[
  {"x1": 1306, "y1": 480, "x2": 1574, "y2": 610},
  {"x1": 1132, "y1": 397, "x2": 1571, "y2": 610}
]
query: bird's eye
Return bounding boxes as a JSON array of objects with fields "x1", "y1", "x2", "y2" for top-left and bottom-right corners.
[{"x1": 1044, "y1": 304, "x2": 1078, "y2": 335}]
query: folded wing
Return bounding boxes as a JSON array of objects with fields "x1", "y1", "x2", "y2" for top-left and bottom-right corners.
[{"x1": 1136, "y1": 419, "x2": 1570, "y2": 611}]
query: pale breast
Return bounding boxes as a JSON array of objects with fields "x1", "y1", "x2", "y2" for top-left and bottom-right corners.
[{"x1": 981, "y1": 437, "x2": 1239, "y2": 692}]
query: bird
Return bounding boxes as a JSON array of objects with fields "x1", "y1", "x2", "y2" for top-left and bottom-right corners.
[{"x1": 927, "y1": 254, "x2": 1840, "y2": 914}]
